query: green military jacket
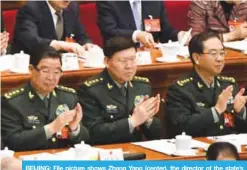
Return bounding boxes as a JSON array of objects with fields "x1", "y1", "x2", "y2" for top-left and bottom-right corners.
[
  {"x1": 78, "y1": 69, "x2": 161, "y2": 145},
  {"x1": 1, "y1": 83, "x2": 89, "y2": 151},
  {"x1": 166, "y1": 70, "x2": 247, "y2": 137}
]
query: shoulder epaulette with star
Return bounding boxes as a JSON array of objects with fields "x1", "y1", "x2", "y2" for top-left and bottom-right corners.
[
  {"x1": 4, "y1": 88, "x2": 25, "y2": 99},
  {"x1": 217, "y1": 76, "x2": 235, "y2": 83},
  {"x1": 177, "y1": 77, "x2": 193, "y2": 87},
  {"x1": 57, "y1": 85, "x2": 76, "y2": 94},
  {"x1": 133, "y1": 76, "x2": 149, "y2": 83},
  {"x1": 84, "y1": 77, "x2": 104, "y2": 87}
]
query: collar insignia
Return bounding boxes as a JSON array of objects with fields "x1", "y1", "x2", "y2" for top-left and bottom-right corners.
[
  {"x1": 197, "y1": 82, "x2": 203, "y2": 88},
  {"x1": 129, "y1": 81, "x2": 133, "y2": 88},
  {"x1": 29, "y1": 91, "x2": 35, "y2": 99},
  {"x1": 107, "y1": 83, "x2": 113, "y2": 89},
  {"x1": 52, "y1": 90, "x2": 57, "y2": 97}
]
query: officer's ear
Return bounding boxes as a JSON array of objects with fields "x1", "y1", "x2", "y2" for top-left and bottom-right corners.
[
  {"x1": 29, "y1": 64, "x2": 34, "y2": 72},
  {"x1": 192, "y1": 53, "x2": 200, "y2": 65},
  {"x1": 104, "y1": 57, "x2": 110, "y2": 68}
]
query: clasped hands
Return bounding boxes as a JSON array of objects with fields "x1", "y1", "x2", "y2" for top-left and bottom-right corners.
[
  {"x1": 130, "y1": 94, "x2": 160, "y2": 128},
  {"x1": 48, "y1": 103, "x2": 83, "y2": 134},
  {"x1": 215, "y1": 85, "x2": 247, "y2": 114}
]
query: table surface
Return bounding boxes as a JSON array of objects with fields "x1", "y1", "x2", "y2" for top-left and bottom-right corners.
[
  {"x1": 2, "y1": 48, "x2": 247, "y2": 78},
  {"x1": 14, "y1": 137, "x2": 247, "y2": 160}
]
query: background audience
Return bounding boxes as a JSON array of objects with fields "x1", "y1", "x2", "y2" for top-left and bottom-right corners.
[{"x1": 188, "y1": 0, "x2": 247, "y2": 42}]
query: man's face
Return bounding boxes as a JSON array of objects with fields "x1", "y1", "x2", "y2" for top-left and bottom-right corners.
[
  {"x1": 49, "y1": 0, "x2": 70, "y2": 11},
  {"x1": 196, "y1": 37, "x2": 225, "y2": 77},
  {"x1": 105, "y1": 47, "x2": 137, "y2": 84},
  {"x1": 30, "y1": 58, "x2": 62, "y2": 95}
]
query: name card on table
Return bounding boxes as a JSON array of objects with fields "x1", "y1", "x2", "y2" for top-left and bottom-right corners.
[
  {"x1": 99, "y1": 148, "x2": 124, "y2": 160},
  {"x1": 62, "y1": 53, "x2": 79, "y2": 71}
]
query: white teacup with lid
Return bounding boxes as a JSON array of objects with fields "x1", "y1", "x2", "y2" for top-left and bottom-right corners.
[
  {"x1": 175, "y1": 132, "x2": 192, "y2": 154},
  {"x1": 74, "y1": 141, "x2": 91, "y2": 158},
  {"x1": 0, "y1": 147, "x2": 14, "y2": 158},
  {"x1": 84, "y1": 46, "x2": 105, "y2": 68},
  {"x1": 12, "y1": 50, "x2": 30, "y2": 73}
]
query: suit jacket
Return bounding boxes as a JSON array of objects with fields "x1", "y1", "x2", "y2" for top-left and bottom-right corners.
[
  {"x1": 97, "y1": 1, "x2": 178, "y2": 44},
  {"x1": 1, "y1": 11, "x2": 4, "y2": 32},
  {"x1": 11, "y1": 1, "x2": 91, "y2": 55},
  {"x1": 1, "y1": 83, "x2": 89, "y2": 151},
  {"x1": 188, "y1": 0, "x2": 247, "y2": 36},
  {"x1": 77, "y1": 69, "x2": 161, "y2": 145},
  {"x1": 166, "y1": 70, "x2": 247, "y2": 137}
]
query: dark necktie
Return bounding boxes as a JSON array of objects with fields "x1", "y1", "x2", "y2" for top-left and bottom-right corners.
[
  {"x1": 55, "y1": 11, "x2": 64, "y2": 40},
  {"x1": 43, "y1": 97, "x2": 49, "y2": 108},
  {"x1": 120, "y1": 86, "x2": 127, "y2": 97}
]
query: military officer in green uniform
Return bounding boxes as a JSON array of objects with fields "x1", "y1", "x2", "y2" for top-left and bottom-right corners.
[
  {"x1": 166, "y1": 32, "x2": 247, "y2": 138},
  {"x1": 78, "y1": 36, "x2": 161, "y2": 145},
  {"x1": 1, "y1": 46, "x2": 89, "y2": 151}
]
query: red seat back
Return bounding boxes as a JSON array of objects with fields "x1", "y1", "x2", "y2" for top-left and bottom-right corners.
[
  {"x1": 2, "y1": 9, "x2": 18, "y2": 42},
  {"x1": 164, "y1": 1, "x2": 191, "y2": 30},
  {"x1": 79, "y1": 3, "x2": 103, "y2": 47}
]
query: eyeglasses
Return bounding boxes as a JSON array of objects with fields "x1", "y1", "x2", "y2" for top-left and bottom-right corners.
[
  {"x1": 202, "y1": 50, "x2": 227, "y2": 59},
  {"x1": 34, "y1": 66, "x2": 63, "y2": 77},
  {"x1": 115, "y1": 57, "x2": 136, "y2": 65}
]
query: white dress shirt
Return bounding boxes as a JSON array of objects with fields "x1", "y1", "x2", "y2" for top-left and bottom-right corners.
[
  {"x1": 129, "y1": 0, "x2": 143, "y2": 43},
  {"x1": 46, "y1": 0, "x2": 63, "y2": 30}
]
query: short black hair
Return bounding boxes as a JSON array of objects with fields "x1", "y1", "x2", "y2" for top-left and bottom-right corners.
[
  {"x1": 103, "y1": 36, "x2": 136, "y2": 58},
  {"x1": 188, "y1": 31, "x2": 223, "y2": 64},
  {"x1": 30, "y1": 45, "x2": 62, "y2": 67},
  {"x1": 206, "y1": 142, "x2": 239, "y2": 160}
]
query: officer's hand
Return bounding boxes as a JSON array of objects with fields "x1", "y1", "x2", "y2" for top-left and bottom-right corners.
[
  {"x1": 82, "y1": 43, "x2": 96, "y2": 51},
  {"x1": 154, "y1": 94, "x2": 160, "y2": 116},
  {"x1": 215, "y1": 85, "x2": 233, "y2": 114},
  {"x1": 49, "y1": 110, "x2": 76, "y2": 133},
  {"x1": 136, "y1": 31, "x2": 156, "y2": 48},
  {"x1": 145, "y1": 94, "x2": 160, "y2": 123},
  {"x1": 70, "y1": 43, "x2": 86, "y2": 56},
  {"x1": 233, "y1": 23, "x2": 247, "y2": 40},
  {"x1": 234, "y1": 88, "x2": 247, "y2": 113},
  {"x1": 51, "y1": 41, "x2": 88, "y2": 57},
  {"x1": 130, "y1": 96, "x2": 157, "y2": 127},
  {"x1": 69, "y1": 103, "x2": 83, "y2": 131}
]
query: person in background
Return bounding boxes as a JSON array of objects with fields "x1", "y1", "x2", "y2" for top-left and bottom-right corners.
[
  {"x1": 0, "y1": 31, "x2": 9, "y2": 55},
  {"x1": 1, "y1": 46, "x2": 89, "y2": 151},
  {"x1": 78, "y1": 36, "x2": 161, "y2": 145},
  {"x1": 166, "y1": 31, "x2": 247, "y2": 138},
  {"x1": 97, "y1": 1, "x2": 189, "y2": 48},
  {"x1": 1, "y1": 12, "x2": 9, "y2": 55},
  {"x1": 188, "y1": 0, "x2": 247, "y2": 42},
  {"x1": 206, "y1": 142, "x2": 239, "y2": 160},
  {"x1": 11, "y1": 0, "x2": 96, "y2": 56}
]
